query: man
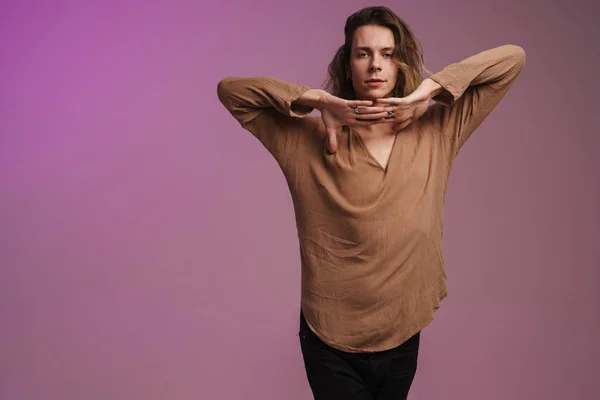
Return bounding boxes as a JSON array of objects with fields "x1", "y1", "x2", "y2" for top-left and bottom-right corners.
[{"x1": 217, "y1": 5, "x2": 525, "y2": 400}]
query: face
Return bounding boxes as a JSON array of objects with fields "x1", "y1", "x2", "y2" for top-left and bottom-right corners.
[{"x1": 348, "y1": 24, "x2": 398, "y2": 100}]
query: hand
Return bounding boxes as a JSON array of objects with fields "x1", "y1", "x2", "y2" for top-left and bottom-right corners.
[
  {"x1": 375, "y1": 78, "x2": 442, "y2": 131},
  {"x1": 319, "y1": 94, "x2": 395, "y2": 154}
]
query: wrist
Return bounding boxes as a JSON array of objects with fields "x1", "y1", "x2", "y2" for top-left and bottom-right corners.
[
  {"x1": 316, "y1": 90, "x2": 335, "y2": 110},
  {"x1": 421, "y1": 78, "x2": 443, "y2": 99},
  {"x1": 295, "y1": 89, "x2": 330, "y2": 110}
]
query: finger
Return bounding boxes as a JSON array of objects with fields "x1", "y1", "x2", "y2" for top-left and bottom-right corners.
[
  {"x1": 348, "y1": 100, "x2": 374, "y2": 107},
  {"x1": 327, "y1": 130, "x2": 338, "y2": 154},
  {"x1": 355, "y1": 111, "x2": 392, "y2": 120},
  {"x1": 389, "y1": 110, "x2": 414, "y2": 121},
  {"x1": 353, "y1": 106, "x2": 396, "y2": 115},
  {"x1": 375, "y1": 97, "x2": 403, "y2": 105},
  {"x1": 378, "y1": 115, "x2": 412, "y2": 126}
]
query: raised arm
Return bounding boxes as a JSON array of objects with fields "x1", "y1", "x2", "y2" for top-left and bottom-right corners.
[
  {"x1": 217, "y1": 77, "x2": 394, "y2": 156},
  {"x1": 216, "y1": 76, "x2": 317, "y2": 163},
  {"x1": 427, "y1": 44, "x2": 526, "y2": 154}
]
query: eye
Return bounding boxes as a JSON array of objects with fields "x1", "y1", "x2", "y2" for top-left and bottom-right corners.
[
  {"x1": 358, "y1": 52, "x2": 369, "y2": 58},
  {"x1": 383, "y1": 53, "x2": 393, "y2": 58}
]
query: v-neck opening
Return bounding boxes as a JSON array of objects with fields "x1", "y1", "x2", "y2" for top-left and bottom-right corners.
[{"x1": 351, "y1": 127, "x2": 398, "y2": 173}]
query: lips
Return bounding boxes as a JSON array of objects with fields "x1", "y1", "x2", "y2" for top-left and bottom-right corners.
[{"x1": 365, "y1": 78, "x2": 385, "y2": 83}]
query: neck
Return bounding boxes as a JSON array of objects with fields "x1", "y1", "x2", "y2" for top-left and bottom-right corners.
[{"x1": 353, "y1": 123, "x2": 395, "y2": 138}]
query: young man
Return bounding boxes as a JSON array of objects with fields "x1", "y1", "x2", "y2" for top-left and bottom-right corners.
[{"x1": 217, "y1": 6, "x2": 525, "y2": 400}]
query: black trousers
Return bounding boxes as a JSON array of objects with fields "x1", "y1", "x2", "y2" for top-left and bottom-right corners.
[{"x1": 299, "y1": 310, "x2": 420, "y2": 400}]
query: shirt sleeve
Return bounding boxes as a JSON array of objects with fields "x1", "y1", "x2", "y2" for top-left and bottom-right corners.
[
  {"x1": 217, "y1": 76, "x2": 316, "y2": 164},
  {"x1": 426, "y1": 44, "x2": 526, "y2": 156}
]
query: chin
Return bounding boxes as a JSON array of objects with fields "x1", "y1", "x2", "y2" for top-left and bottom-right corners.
[
  {"x1": 357, "y1": 88, "x2": 391, "y2": 101},
  {"x1": 360, "y1": 94, "x2": 379, "y2": 101}
]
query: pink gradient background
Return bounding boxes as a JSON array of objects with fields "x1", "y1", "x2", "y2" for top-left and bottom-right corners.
[{"x1": 1, "y1": 0, "x2": 599, "y2": 399}]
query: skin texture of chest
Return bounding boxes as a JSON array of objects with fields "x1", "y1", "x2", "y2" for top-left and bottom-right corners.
[{"x1": 356, "y1": 131, "x2": 397, "y2": 171}]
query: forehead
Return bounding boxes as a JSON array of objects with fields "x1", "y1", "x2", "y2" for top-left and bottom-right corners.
[{"x1": 351, "y1": 25, "x2": 395, "y2": 48}]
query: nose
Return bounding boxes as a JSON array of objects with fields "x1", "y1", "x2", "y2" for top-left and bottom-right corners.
[{"x1": 369, "y1": 55, "x2": 382, "y2": 72}]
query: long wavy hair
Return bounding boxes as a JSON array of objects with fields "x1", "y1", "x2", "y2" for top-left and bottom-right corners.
[{"x1": 325, "y1": 6, "x2": 428, "y2": 99}]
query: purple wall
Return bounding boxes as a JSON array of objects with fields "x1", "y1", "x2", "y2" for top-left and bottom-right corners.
[{"x1": 1, "y1": 0, "x2": 599, "y2": 399}]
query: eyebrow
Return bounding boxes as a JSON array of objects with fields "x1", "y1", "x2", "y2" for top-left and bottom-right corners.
[{"x1": 355, "y1": 46, "x2": 395, "y2": 52}]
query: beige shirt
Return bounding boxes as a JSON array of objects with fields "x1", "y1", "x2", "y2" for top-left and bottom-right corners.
[{"x1": 217, "y1": 44, "x2": 526, "y2": 353}]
